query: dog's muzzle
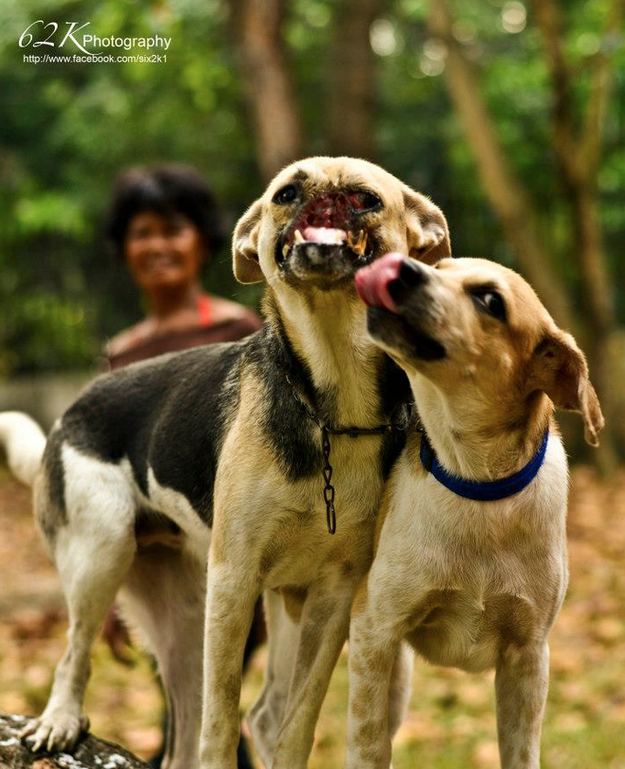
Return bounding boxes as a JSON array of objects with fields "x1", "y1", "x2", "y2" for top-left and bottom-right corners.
[
  {"x1": 276, "y1": 191, "x2": 378, "y2": 286},
  {"x1": 355, "y1": 253, "x2": 446, "y2": 361}
]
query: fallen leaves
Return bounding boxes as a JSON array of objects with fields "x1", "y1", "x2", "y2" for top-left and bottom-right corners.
[{"x1": 1, "y1": 465, "x2": 624, "y2": 767}]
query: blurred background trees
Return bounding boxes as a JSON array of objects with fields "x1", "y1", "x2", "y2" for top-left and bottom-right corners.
[{"x1": 1, "y1": 0, "x2": 623, "y2": 455}]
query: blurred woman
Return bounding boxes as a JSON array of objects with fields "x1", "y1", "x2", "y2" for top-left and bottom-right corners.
[
  {"x1": 105, "y1": 164, "x2": 261, "y2": 368},
  {"x1": 103, "y1": 164, "x2": 262, "y2": 769}
]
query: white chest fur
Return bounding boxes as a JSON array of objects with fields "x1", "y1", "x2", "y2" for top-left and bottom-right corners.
[{"x1": 372, "y1": 435, "x2": 569, "y2": 672}]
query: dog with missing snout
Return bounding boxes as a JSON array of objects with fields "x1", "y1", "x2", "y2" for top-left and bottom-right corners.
[
  {"x1": 0, "y1": 157, "x2": 450, "y2": 769},
  {"x1": 347, "y1": 255, "x2": 604, "y2": 769}
]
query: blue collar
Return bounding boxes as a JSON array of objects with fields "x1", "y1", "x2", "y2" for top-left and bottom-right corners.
[{"x1": 419, "y1": 429, "x2": 549, "y2": 502}]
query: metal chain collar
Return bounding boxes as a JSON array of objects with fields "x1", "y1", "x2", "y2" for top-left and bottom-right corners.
[{"x1": 286, "y1": 375, "x2": 412, "y2": 535}]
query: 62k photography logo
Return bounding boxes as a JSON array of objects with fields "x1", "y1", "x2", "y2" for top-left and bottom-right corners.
[{"x1": 18, "y1": 20, "x2": 171, "y2": 64}]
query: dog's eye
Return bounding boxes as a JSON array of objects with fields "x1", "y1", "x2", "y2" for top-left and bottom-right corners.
[
  {"x1": 272, "y1": 184, "x2": 299, "y2": 205},
  {"x1": 348, "y1": 191, "x2": 382, "y2": 213},
  {"x1": 471, "y1": 289, "x2": 507, "y2": 322}
]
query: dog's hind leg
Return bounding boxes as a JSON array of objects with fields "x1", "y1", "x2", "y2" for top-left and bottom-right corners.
[
  {"x1": 119, "y1": 545, "x2": 206, "y2": 769},
  {"x1": 22, "y1": 455, "x2": 136, "y2": 753},
  {"x1": 270, "y1": 572, "x2": 357, "y2": 769},
  {"x1": 246, "y1": 589, "x2": 300, "y2": 766}
]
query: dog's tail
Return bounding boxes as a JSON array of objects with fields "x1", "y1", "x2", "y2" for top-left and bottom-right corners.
[{"x1": 0, "y1": 411, "x2": 46, "y2": 487}]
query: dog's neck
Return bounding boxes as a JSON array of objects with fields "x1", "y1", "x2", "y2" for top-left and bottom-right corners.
[
  {"x1": 265, "y1": 287, "x2": 398, "y2": 426},
  {"x1": 409, "y1": 372, "x2": 553, "y2": 481}
]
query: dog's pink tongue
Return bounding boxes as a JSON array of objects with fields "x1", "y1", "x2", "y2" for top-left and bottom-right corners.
[
  {"x1": 354, "y1": 252, "x2": 404, "y2": 312},
  {"x1": 303, "y1": 226, "x2": 346, "y2": 244}
]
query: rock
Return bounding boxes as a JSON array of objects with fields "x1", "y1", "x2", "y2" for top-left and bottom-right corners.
[{"x1": 0, "y1": 714, "x2": 150, "y2": 769}]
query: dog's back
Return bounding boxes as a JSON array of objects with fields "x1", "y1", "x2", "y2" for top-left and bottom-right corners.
[{"x1": 40, "y1": 338, "x2": 249, "y2": 533}]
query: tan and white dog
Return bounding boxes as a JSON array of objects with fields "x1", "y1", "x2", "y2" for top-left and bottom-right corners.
[
  {"x1": 347, "y1": 255, "x2": 604, "y2": 769},
  {"x1": 0, "y1": 158, "x2": 450, "y2": 769}
]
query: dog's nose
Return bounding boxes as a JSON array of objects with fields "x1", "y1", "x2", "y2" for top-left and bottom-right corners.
[
  {"x1": 386, "y1": 257, "x2": 429, "y2": 307},
  {"x1": 398, "y1": 258, "x2": 427, "y2": 288},
  {"x1": 355, "y1": 253, "x2": 429, "y2": 312}
]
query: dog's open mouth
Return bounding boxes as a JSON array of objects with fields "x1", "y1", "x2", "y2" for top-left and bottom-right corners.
[
  {"x1": 276, "y1": 191, "x2": 378, "y2": 285},
  {"x1": 355, "y1": 253, "x2": 447, "y2": 361},
  {"x1": 279, "y1": 225, "x2": 369, "y2": 262}
]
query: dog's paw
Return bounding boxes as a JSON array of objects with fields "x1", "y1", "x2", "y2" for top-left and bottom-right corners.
[{"x1": 20, "y1": 712, "x2": 90, "y2": 753}]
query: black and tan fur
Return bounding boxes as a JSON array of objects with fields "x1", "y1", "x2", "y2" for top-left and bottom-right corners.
[{"x1": 0, "y1": 157, "x2": 450, "y2": 769}]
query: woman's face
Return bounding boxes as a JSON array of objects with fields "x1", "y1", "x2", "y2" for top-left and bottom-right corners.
[{"x1": 124, "y1": 210, "x2": 205, "y2": 291}]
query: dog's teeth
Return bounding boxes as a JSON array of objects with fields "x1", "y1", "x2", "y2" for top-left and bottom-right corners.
[
  {"x1": 352, "y1": 230, "x2": 367, "y2": 255},
  {"x1": 282, "y1": 243, "x2": 290, "y2": 258},
  {"x1": 294, "y1": 229, "x2": 305, "y2": 244}
]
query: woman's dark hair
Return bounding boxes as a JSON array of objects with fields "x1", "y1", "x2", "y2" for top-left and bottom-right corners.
[{"x1": 107, "y1": 164, "x2": 225, "y2": 259}]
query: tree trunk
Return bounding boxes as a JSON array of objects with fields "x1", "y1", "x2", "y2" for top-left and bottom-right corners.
[
  {"x1": 326, "y1": 0, "x2": 383, "y2": 159},
  {"x1": 532, "y1": 0, "x2": 623, "y2": 467},
  {"x1": 229, "y1": 0, "x2": 303, "y2": 181},
  {"x1": 427, "y1": 0, "x2": 623, "y2": 465},
  {"x1": 426, "y1": 0, "x2": 573, "y2": 329},
  {"x1": 571, "y1": 186, "x2": 619, "y2": 468},
  {"x1": 531, "y1": 0, "x2": 618, "y2": 335},
  {"x1": 0, "y1": 713, "x2": 149, "y2": 769}
]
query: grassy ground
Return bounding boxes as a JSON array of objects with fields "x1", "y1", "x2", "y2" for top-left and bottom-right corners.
[{"x1": 1, "y1": 465, "x2": 624, "y2": 768}]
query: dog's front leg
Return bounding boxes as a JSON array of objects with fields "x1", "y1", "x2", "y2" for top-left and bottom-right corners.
[
  {"x1": 199, "y1": 558, "x2": 260, "y2": 769},
  {"x1": 495, "y1": 641, "x2": 550, "y2": 769},
  {"x1": 345, "y1": 583, "x2": 405, "y2": 769},
  {"x1": 270, "y1": 575, "x2": 356, "y2": 769}
]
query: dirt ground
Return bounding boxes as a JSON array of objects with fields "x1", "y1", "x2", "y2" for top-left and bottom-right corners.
[{"x1": 0, "y1": 464, "x2": 624, "y2": 768}]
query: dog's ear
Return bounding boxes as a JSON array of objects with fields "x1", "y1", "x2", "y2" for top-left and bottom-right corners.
[
  {"x1": 232, "y1": 199, "x2": 264, "y2": 284},
  {"x1": 402, "y1": 187, "x2": 451, "y2": 265},
  {"x1": 527, "y1": 330, "x2": 604, "y2": 446}
]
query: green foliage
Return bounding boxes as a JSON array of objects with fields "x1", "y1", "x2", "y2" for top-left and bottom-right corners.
[
  {"x1": 0, "y1": 289, "x2": 97, "y2": 375},
  {"x1": 0, "y1": 0, "x2": 623, "y2": 372},
  {"x1": 0, "y1": 0, "x2": 260, "y2": 372}
]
